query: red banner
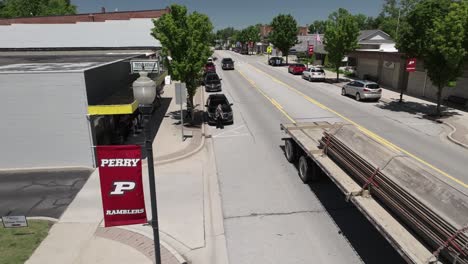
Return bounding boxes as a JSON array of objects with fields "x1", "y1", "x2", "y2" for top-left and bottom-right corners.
[
  {"x1": 97, "y1": 145, "x2": 147, "y2": 227},
  {"x1": 308, "y1": 44, "x2": 314, "y2": 56},
  {"x1": 406, "y1": 58, "x2": 417, "y2": 72}
]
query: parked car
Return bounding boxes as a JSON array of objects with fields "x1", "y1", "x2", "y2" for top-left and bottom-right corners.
[
  {"x1": 204, "y1": 72, "x2": 222, "y2": 92},
  {"x1": 342, "y1": 80, "x2": 382, "y2": 101},
  {"x1": 288, "y1": 48, "x2": 297, "y2": 55},
  {"x1": 204, "y1": 62, "x2": 216, "y2": 73},
  {"x1": 207, "y1": 57, "x2": 213, "y2": 63},
  {"x1": 268, "y1": 56, "x2": 283, "y2": 66},
  {"x1": 302, "y1": 66, "x2": 326, "y2": 81},
  {"x1": 205, "y1": 94, "x2": 233, "y2": 125},
  {"x1": 288, "y1": 63, "x2": 307, "y2": 75},
  {"x1": 221, "y1": 58, "x2": 235, "y2": 70}
]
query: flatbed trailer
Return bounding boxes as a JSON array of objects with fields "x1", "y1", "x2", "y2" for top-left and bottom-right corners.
[{"x1": 281, "y1": 122, "x2": 441, "y2": 264}]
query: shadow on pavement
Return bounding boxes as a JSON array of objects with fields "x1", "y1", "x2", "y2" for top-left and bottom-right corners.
[
  {"x1": 279, "y1": 145, "x2": 405, "y2": 263},
  {"x1": 0, "y1": 168, "x2": 92, "y2": 219},
  {"x1": 125, "y1": 97, "x2": 172, "y2": 158},
  {"x1": 376, "y1": 99, "x2": 460, "y2": 121}
]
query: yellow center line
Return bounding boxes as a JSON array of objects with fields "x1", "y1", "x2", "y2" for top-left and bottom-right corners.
[
  {"x1": 247, "y1": 63, "x2": 468, "y2": 188},
  {"x1": 237, "y1": 70, "x2": 296, "y2": 124}
]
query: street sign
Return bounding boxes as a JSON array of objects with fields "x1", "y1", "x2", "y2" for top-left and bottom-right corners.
[
  {"x1": 267, "y1": 46, "x2": 272, "y2": 54},
  {"x1": 131, "y1": 59, "x2": 159, "y2": 73},
  {"x1": 97, "y1": 145, "x2": 147, "y2": 227},
  {"x1": 2, "y1": 216, "x2": 28, "y2": 228},
  {"x1": 175, "y1": 83, "x2": 187, "y2": 105},
  {"x1": 406, "y1": 58, "x2": 417, "y2": 72},
  {"x1": 308, "y1": 44, "x2": 314, "y2": 56}
]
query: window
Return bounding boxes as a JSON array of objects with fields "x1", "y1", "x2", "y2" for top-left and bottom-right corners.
[
  {"x1": 356, "y1": 82, "x2": 365, "y2": 87},
  {"x1": 366, "y1": 84, "x2": 380, "y2": 89}
]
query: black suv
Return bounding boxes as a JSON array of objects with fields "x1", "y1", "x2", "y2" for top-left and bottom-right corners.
[
  {"x1": 205, "y1": 94, "x2": 234, "y2": 125},
  {"x1": 221, "y1": 58, "x2": 235, "y2": 70},
  {"x1": 203, "y1": 72, "x2": 222, "y2": 92},
  {"x1": 268, "y1": 56, "x2": 283, "y2": 66}
]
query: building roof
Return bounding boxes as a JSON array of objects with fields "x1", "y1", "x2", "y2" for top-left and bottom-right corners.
[
  {"x1": 358, "y1": 30, "x2": 393, "y2": 43},
  {"x1": 0, "y1": 9, "x2": 168, "y2": 50},
  {"x1": 0, "y1": 52, "x2": 141, "y2": 73},
  {"x1": 0, "y1": 9, "x2": 169, "y2": 25}
]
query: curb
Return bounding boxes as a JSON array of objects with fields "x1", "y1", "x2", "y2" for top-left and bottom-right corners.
[
  {"x1": 154, "y1": 89, "x2": 207, "y2": 166},
  {"x1": 443, "y1": 121, "x2": 468, "y2": 150}
]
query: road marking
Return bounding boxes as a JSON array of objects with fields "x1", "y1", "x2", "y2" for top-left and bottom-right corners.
[
  {"x1": 237, "y1": 70, "x2": 296, "y2": 124},
  {"x1": 247, "y1": 63, "x2": 468, "y2": 188}
]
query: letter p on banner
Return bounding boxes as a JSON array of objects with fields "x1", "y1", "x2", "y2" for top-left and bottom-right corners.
[{"x1": 97, "y1": 145, "x2": 147, "y2": 227}]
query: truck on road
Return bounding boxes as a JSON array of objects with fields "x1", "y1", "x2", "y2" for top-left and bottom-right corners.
[{"x1": 281, "y1": 122, "x2": 468, "y2": 264}]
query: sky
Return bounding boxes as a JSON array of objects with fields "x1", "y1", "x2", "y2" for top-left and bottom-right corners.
[{"x1": 71, "y1": 0, "x2": 384, "y2": 30}]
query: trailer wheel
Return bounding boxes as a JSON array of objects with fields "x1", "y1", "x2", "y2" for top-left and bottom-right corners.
[
  {"x1": 298, "y1": 156, "x2": 321, "y2": 183},
  {"x1": 284, "y1": 139, "x2": 298, "y2": 163}
]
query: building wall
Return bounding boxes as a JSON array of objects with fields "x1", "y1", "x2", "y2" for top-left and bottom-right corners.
[
  {"x1": 407, "y1": 71, "x2": 468, "y2": 103},
  {"x1": 357, "y1": 58, "x2": 379, "y2": 79},
  {"x1": 84, "y1": 61, "x2": 133, "y2": 105},
  {"x1": 0, "y1": 72, "x2": 94, "y2": 169}
]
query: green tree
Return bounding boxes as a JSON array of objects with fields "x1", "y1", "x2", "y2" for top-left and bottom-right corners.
[
  {"x1": 215, "y1": 27, "x2": 237, "y2": 46},
  {"x1": 152, "y1": 4, "x2": 213, "y2": 112},
  {"x1": 376, "y1": 0, "x2": 419, "y2": 39},
  {"x1": 308, "y1": 20, "x2": 327, "y2": 34},
  {"x1": 269, "y1": 14, "x2": 298, "y2": 64},
  {"x1": 324, "y1": 8, "x2": 359, "y2": 81},
  {"x1": 397, "y1": 0, "x2": 466, "y2": 115},
  {"x1": 0, "y1": 0, "x2": 75, "y2": 18}
]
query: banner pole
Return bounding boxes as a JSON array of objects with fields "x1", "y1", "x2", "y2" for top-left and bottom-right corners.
[{"x1": 142, "y1": 106, "x2": 162, "y2": 264}]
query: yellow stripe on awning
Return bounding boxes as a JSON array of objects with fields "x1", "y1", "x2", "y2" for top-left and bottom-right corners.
[{"x1": 88, "y1": 100, "x2": 139, "y2": 116}]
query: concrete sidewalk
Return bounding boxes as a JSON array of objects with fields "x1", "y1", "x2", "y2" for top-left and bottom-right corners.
[{"x1": 26, "y1": 84, "x2": 214, "y2": 264}]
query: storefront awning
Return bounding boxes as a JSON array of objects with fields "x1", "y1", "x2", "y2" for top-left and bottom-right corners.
[{"x1": 88, "y1": 100, "x2": 139, "y2": 115}]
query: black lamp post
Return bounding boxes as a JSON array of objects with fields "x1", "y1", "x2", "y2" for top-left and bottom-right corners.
[{"x1": 132, "y1": 71, "x2": 161, "y2": 264}]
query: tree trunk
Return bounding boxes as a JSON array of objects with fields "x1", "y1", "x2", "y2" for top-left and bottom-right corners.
[
  {"x1": 336, "y1": 66, "x2": 339, "y2": 83},
  {"x1": 436, "y1": 86, "x2": 442, "y2": 117}
]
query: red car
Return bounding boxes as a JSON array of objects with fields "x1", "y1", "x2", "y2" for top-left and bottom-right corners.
[
  {"x1": 204, "y1": 62, "x2": 216, "y2": 73},
  {"x1": 288, "y1": 63, "x2": 306, "y2": 75}
]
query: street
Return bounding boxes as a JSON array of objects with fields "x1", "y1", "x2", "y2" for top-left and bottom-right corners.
[{"x1": 207, "y1": 50, "x2": 426, "y2": 263}]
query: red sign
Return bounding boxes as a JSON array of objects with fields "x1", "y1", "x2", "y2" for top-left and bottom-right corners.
[
  {"x1": 406, "y1": 58, "x2": 417, "y2": 72},
  {"x1": 97, "y1": 145, "x2": 147, "y2": 227},
  {"x1": 308, "y1": 44, "x2": 314, "y2": 56}
]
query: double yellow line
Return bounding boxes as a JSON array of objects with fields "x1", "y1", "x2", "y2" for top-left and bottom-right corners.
[
  {"x1": 239, "y1": 64, "x2": 467, "y2": 188},
  {"x1": 237, "y1": 70, "x2": 295, "y2": 123}
]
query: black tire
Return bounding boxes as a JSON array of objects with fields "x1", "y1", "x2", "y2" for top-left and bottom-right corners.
[
  {"x1": 298, "y1": 156, "x2": 321, "y2": 183},
  {"x1": 356, "y1": 93, "x2": 361, "y2": 101},
  {"x1": 284, "y1": 139, "x2": 299, "y2": 163},
  {"x1": 309, "y1": 76, "x2": 312, "y2": 82},
  {"x1": 341, "y1": 88, "x2": 346, "y2": 96}
]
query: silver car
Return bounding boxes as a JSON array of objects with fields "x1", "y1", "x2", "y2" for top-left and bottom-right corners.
[{"x1": 342, "y1": 80, "x2": 382, "y2": 101}]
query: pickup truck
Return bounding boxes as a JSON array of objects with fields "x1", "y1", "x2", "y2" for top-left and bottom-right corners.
[{"x1": 302, "y1": 66, "x2": 326, "y2": 82}]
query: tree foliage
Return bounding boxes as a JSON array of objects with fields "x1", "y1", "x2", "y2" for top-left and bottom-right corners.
[
  {"x1": 397, "y1": 0, "x2": 467, "y2": 115},
  {"x1": 269, "y1": 14, "x2": 298, "y2": 63},
  {"x1": 324, "y1": 8, "x2": 359, "y2": 81},
  {"x1": 152, "y1": 4, "x2": 213, "y2": 108},
  {"x1": 215, "y1": 27, "x2": 237, "y2": 45},
  {"x1": 377, "y1": 0, "x2": 419, "y2": 39},
  {"x1": 0, "y1": 0, "x2": 76, "y2": 18},
  {"x1": 308, "y1": 20, "x2": 327, "y2": 34}
]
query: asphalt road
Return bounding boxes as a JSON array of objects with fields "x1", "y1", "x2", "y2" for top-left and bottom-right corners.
[
  {"x1": 227, "y1": 51, "x2": 468, "y2": 191},
  {"x1": 208, "y1": 51, "x2": 407, "y2": 264},
  {"x1": 0, "y1": 169, "x2": 91, "y2": 219}
]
